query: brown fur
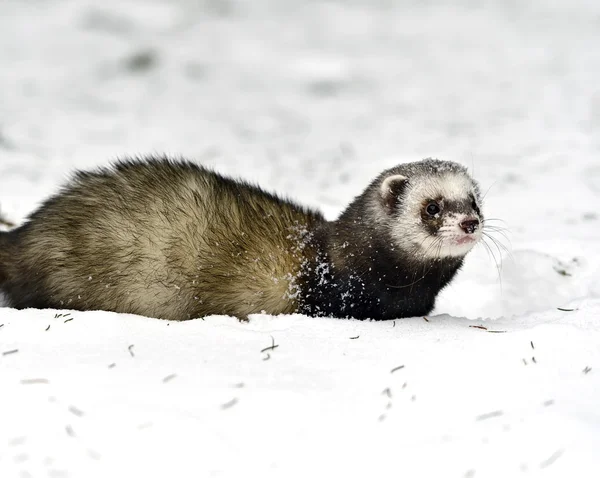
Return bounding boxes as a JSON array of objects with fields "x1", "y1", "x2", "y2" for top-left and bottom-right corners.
[{"x1": 0, "y1": 158, "x2": 323, "y2": 320}]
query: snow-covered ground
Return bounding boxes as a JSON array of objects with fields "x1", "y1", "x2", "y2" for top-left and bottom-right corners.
[{"x1": 1, "y1": 0, "x2": 599, "y2": 476}]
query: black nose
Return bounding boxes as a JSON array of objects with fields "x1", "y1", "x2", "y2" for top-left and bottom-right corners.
[{"x1": 460, "y1": 218, "x2": 479, "y2": 234}]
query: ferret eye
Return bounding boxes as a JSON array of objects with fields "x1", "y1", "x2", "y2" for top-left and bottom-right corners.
[{"x1": 426, "y1": 202, "x2": 440, "y2": 216}]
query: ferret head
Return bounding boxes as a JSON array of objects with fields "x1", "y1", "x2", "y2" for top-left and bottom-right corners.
[{"x1": 375, "y1": 159, "x2": 483, "y2": 259}]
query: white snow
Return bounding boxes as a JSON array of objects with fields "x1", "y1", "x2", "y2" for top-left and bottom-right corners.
[{"x1": 1, "y1": 0, "x2": 600, "y2": 477}]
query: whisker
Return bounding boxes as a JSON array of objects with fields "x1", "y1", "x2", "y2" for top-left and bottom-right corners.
[
  {"x1": 483, "y1": 225, "x2": 510, "y2": 232},
  {"x1": 481, "y1": 181, "x2": 499, "y2": 202},
  {"x1": 479, "y1": 236, "x2": 503, "y2": 290},
  {"x1": 482, "y1": 217, "x2": 507, "y2": 224},
  {"x1": 482, "y1": 233, "x2": 505, "y2": 268},
  {"x1": 482, "y1": 231, "x2": 512, "y2": 261},
  {"x1": 483, "y1": 226, "x2": 511, "y2": 245}
]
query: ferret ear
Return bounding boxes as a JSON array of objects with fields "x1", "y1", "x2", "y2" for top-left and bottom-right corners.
[{"x1": 380, "y1": 174, "x2": 408, "y2": 211}]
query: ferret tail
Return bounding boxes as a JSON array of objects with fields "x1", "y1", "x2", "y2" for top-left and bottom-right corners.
[
  {"x1": 0, "y1": 210, "x2": 15, "y2": 230},
  {"x1": 0, "y1": 232, "x2": 7, "y2": 287},
  {"x1": 0, "y1": 210, "x2": 15, "y2": 287}
]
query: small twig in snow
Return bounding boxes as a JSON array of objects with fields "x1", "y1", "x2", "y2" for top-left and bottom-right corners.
[
  {"x1": 532, "y1": 356, "x2": 537, "y2": 364},
  {"x1": 20, "y1": 378, "x2": 49, "y2": 385},
  {"x1": 128, "y1": 345, "x2": 135, "y2": 357},
  {"x1": 531, "y1": 341, "x2": 535, "y2": 349},
  {"x1": 382, "y1": 388, "x2": 392, "y2": 398},
  {"x1": 539, "y1": 449, "x2": 564, "y2": 468},
  {"x1": 3, "y1": 349, "x2": 19, "y2": 356},
  {"x1": 476, "y1": 410, "x2": 504, "y2": 421},
  {"x1": 64, "y1": 317, "x2": 73, "y2": 323},
  {"x1": 108, "y1": 363, "x2": 116, "y2": 369},
  {"x1": 487, "y1": 330, "x2": 507, "y2": 334},
  {"x1": 260, "y1": 336, "x2": 278, "y2": 354},
  {"x1": 221, "y1": 398, "x2": 238, "y2": 410},
  {"x1": 391, "y1": 365, "x2": 405, "y2": 374},
  {"x1": 422, "y1": 316, "x2": 429, "y2": 322},
  {"x1": 65, "y1": 425, "x2": 76, "y2": 437},
  {"x1": 557, "y1": 307, "x2": 575, "y2": 312},
  {"x1": 45, "y1": 324, "x2": 51, "y2": 331},
  {"x1": 162, "y1": 374, "x2": 177, "y2": 383},
  {"x1": 583, "y1": 366, "x2": 592, "y2": 374},
  {"x1": 469, "y1": 325, "x2": 487, "y2": 330},
  {"x1": 349, "y1": 335, "x2": 359, "y2": 340},
  {"x1": 68, "y1": 406, "x2": 84, "y2": 417}
]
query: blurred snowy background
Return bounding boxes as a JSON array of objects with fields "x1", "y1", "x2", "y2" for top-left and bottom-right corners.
[
  {"x1": 1, "y1": 1, "x2": 600, "y2": 477},
  {"x1": 2, "y1": 0, "x2": 600, "y2": 318}
]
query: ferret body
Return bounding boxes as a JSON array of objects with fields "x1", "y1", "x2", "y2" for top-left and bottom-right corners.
[{"x1": 0, "y1": 157, "x2": 483, "y2": 320}]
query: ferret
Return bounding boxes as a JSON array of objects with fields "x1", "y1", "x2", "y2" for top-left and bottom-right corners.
[{"x1": 0, "y1": 157, "x2": 483, "y2": 321}]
